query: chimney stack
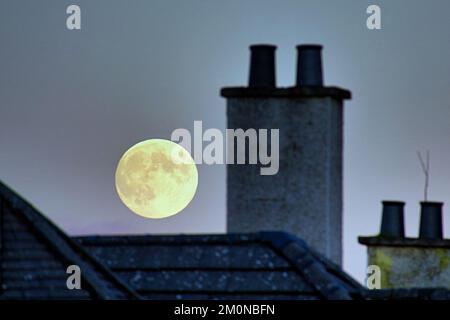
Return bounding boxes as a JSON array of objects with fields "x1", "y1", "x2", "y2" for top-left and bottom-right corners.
[
  {"x1": 248, "y1": 45, "x2": 277, "y2": 88},
  {"x1": 359, "y1": 201, "x2": 450, "y2": 289},
  {"x1": 419, "y1": 202, "x2": 443, "y2": 240},
  {"x1": 379, "y1": 201, "x2": 405, "y2": 238},
  {"x1": 296, "y1": 45, "x2": 323, "y2": 86},
  {"x1": 221, "y1": 44, "x2": 351, "y2": 265}
]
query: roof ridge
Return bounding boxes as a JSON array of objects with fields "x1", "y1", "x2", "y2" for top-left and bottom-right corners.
[
  {"x1": 0, "y1": 180, "x2": 141, "y2": 300},
  {"x1": 306, "y1": 245, "x2": 363, "y2": 291},
  {"x1": 258, "y1": 231, "x2": 363, "y2": 300},
  {"x1": 75, "y1": 233, "x2": 259, "y2": 246}
]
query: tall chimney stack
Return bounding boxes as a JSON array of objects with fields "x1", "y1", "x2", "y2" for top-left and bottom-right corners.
[{"x1": 221, "y1": 44, "x2": 351, "y2": 265}]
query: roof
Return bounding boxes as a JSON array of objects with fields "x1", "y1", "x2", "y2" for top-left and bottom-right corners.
[
  {"x1": 0, "y1": 179, "x2": 363, "y2": 300},
  {"x1": 2, "y1": 179, "x2": 450, "y2": 300},
  {"x1": 74, "y1": 232, "x2": 363, "y2": 300},
  {"x1": 0, "y1": 181, "x2": 139, "y2": 300}
]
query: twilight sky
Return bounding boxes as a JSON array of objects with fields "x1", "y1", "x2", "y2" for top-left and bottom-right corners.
[{"x1": 1, "y1": 0, "x2": 450, "y2": 283}]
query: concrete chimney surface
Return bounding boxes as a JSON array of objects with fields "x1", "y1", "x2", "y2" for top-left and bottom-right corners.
[
  {"x1": 359, "y1": 201, "x2": 449, "y2": 289},
  {"x1": 222, "y1": 87, "x2": 350, "y2": 265},
  {"x1": 359, "y1": 237, "x2": 450, "y2": 289}
]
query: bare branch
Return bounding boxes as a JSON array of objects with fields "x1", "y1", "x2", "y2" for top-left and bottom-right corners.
[
  {"x1": 417, "y1": 150, "x2": 430, "y2": 201},
  {"x1": 417, "y1": 151, "x2": 427, "y2": 174}
]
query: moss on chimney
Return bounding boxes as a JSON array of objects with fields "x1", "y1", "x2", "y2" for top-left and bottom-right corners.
[
  {"x1": 436, "y1": 248, "x2": 449, "y2": 270},
  {"x1": 370, "y1": 249, "x2": 393, "y2": 288}
]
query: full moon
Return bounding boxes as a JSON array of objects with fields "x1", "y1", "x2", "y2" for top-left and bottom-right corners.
[{"x1": 115, "y1": 139, "x2": 198, "y2": 219}]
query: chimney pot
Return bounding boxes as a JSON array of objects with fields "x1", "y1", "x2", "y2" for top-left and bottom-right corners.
[
  {"x1": 296, "y1": 44, "x2": 323, "y2": 86},
  {"x1": 248, "y1": 44, "x2": 277, "y2": 88},
  {"x1": 419, "y1": 202, "x2": 444, "y2": 240},
  {"x1": 379, "y1": 201, "x2": 405, "y2": 238}
]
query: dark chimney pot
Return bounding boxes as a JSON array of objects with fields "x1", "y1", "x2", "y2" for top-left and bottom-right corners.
[
  {"x1": 248, "y1": 44, "x2": 277, "y2": 88},
  {"x1": 296, "y1": 44, "x2": 323, "y2": 86},
  {"x1": 379, "y1": 201, "x2": 405, "y2": 238},
  {"x1": 419, "y1": 202, "x2": 443, "y2": 240}
]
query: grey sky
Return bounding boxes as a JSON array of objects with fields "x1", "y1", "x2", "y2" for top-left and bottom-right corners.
[{"x1": 1, "y1": 0, "x2": 450, "y2": 283}]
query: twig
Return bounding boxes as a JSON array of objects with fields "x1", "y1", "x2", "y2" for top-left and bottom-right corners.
[{"x1": 417, "y1": 150, "x2": 430, "y2": 201}]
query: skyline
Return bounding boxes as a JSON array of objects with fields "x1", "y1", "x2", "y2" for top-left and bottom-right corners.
[{"x1": 1, "y1": 0, "x2": 450, "y2": 283}]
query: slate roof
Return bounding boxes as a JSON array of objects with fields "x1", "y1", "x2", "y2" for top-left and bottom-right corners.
[
  {"x1": 2, "y1": 179, "x2": 450, "y2": 300},
  {"x1": 12, "y1": 178, "x2": 450, "y2": 301},
  {"x1": 0, "y1": 181, "x2": 139, "y2": 300},
  {"x1": 74, "y1": 232, "x2": 364, "y2": 300},
  {"x1": 1, "y1": 179, "x2": 365, "y2": 300}
]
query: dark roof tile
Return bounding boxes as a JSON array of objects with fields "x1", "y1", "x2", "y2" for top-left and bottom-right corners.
[
  {"x1": 76, "y1": 231, "x2": 365, "y2": 300},
  {"x1": 84, "y1": 243, "x2": 290, "y2": 270},
  {"x1": 116, "y1": 270, "x2": 314, "y2": 293},
  {"x1": 0, "y1": 181, "x2": 140, "y2": 300}
]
